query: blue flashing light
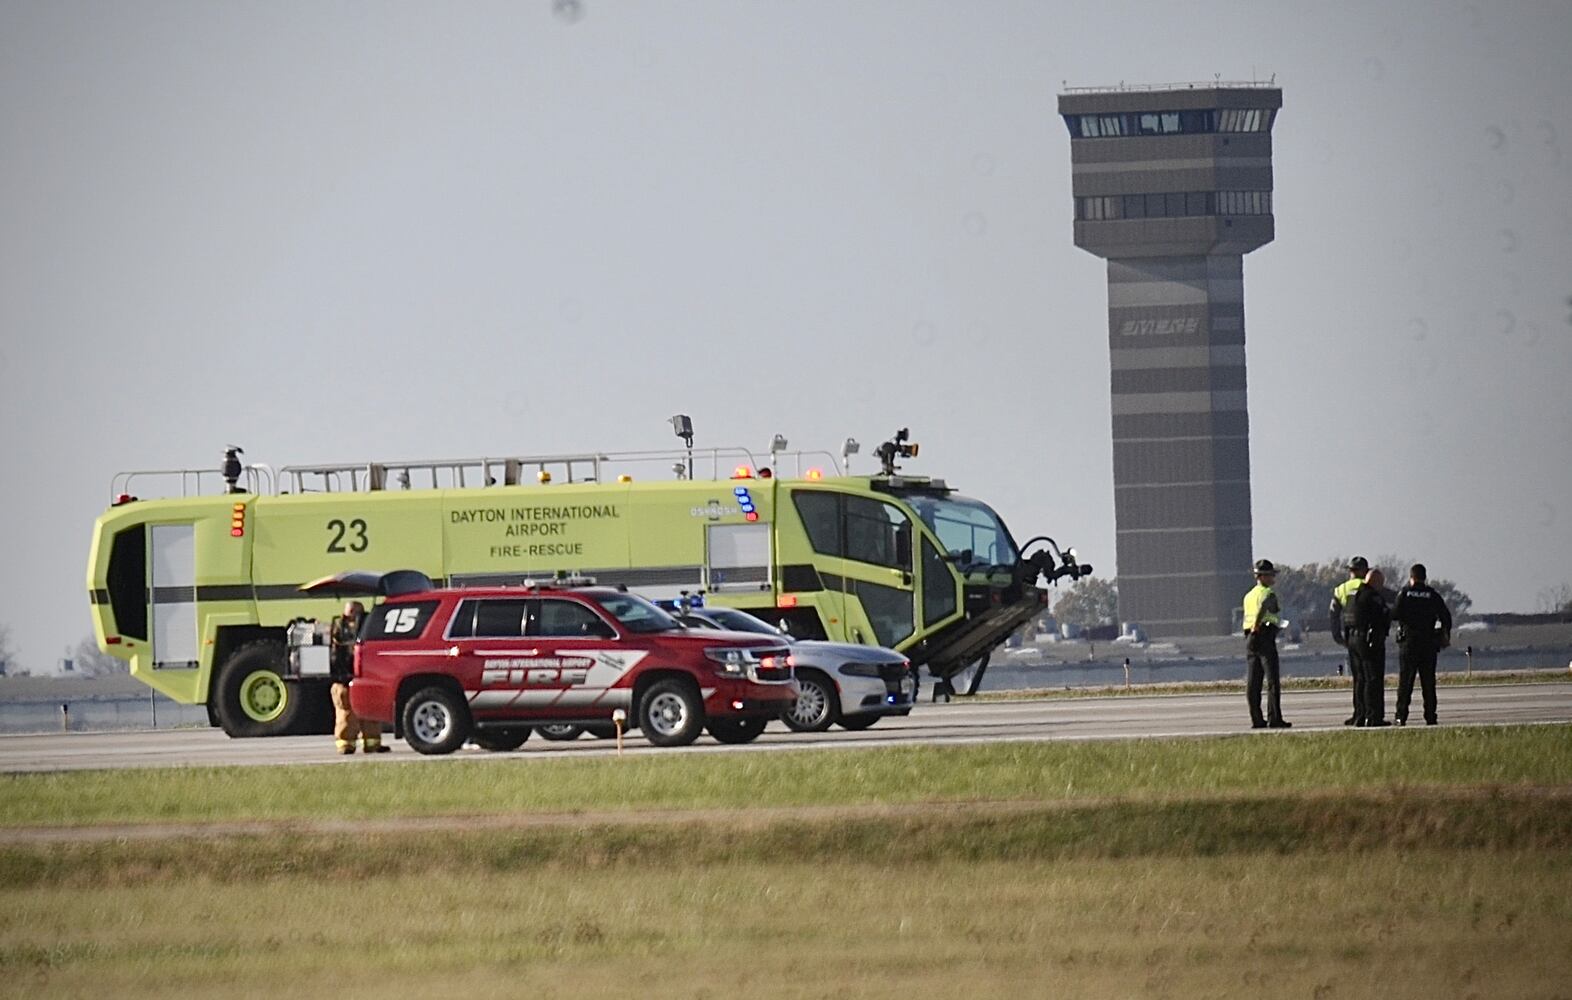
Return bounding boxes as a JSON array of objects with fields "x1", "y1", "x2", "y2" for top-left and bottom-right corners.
[{"x1": 733, "y1": 486, "x2": 749, "y2": 497}]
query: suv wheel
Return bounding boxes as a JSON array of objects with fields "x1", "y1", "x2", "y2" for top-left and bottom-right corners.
[
  {"x1": 781, "y1": 672, "x2": 838, "y2": 733},
  {"x1": 402, "y1": 686, "x2": 470, "y2": 755},
  {"x1": 638, "y1": 679, "x2": 703, "y2": 747},
  {"x1": 707, "y1": 716, "x2": 767, "y2": 744},
  {"x1": 473, "y1": 728, "x2": 530, "y2": 752},
  {"x1": 536, "y1": 723, "x2": 584, "y2": 741}
]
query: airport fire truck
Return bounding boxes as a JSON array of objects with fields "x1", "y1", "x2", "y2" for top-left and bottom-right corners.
[{"x1": 86, "y1": 430, "x2": 1090, "y2": 738}]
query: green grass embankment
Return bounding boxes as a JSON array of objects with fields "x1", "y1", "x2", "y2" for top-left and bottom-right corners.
[{"x1": 3, "y1": 724, "x2": 1569, "y2": 829}]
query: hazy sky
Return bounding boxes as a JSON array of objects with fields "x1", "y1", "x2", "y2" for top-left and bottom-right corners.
[{"x1": 2, "y1": 1, "x2": 1569, "y2": 673}]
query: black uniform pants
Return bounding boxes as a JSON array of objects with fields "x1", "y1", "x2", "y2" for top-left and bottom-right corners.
[
  {"x1": 1357, "y1": 635, "x2": 1387, "y2": 723},
  {"x1": 1345, "y1": 639, "x2": 1369, "y2": 723},
  {"x1": 1246, "y1": 630, "x2": 1284, "y2": 725},
  {"x1": 1396, "y1": 641, "x2": 1439, "y2": 723}
]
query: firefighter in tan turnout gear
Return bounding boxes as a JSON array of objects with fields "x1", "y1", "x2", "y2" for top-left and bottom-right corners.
[{"x1": 331, "y1": 601, "x2": 387, "y2": 754}]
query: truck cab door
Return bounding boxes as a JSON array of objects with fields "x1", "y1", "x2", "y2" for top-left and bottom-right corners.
[{"x1": 829, "y1": 496, "x2": 918, "y2": 649}]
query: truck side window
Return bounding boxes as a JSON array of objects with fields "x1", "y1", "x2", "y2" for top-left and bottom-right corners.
[
  {"x1": 532, "y1": 599, "x2": 616, "y2": 638},
  {"x1": 845, "y1": 497, "x2": 908, "y2": 569},
  {"x1": 791, "y1": 490, "x2": 844, "y2": 557},
  {"x1": 922, "y1": 537, "x2": 958, "y2": 625}
]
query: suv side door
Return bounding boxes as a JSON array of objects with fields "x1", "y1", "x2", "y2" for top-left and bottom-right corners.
[
  {"x1": 449, "y1": 597, "x2": 533, "y2": 720},
  {"x1": 525, "y1": 596, "x2": 635, "y2": 718}
]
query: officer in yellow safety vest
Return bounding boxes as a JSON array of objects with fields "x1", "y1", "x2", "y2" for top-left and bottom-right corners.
[
  {"x1": 1241, "y1": 559, "x2": 1291, "y2": 729},
  {"x1": 1328, "y1": 556, "x2": 1370, "y2": 726}
]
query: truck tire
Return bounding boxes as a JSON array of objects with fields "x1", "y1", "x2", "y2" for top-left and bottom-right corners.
[
  {"x1": 584, "y1": 723, "x2": 621, "y2": 740},
  {"x1": 837, "y1": 713, "x2": 881, "y2": 731},
  {"x1": 780, "y1": 671, "x2": 839, "y2": 733},
  {"x1": 707, "y1": 716, "x2": 767, "y2": 744},
  {"x1": 638, "y1": 678, "x2": 704, "y2": 747},
  {"x1": 402, "y1": 685, "x2": 471, "y2": 755},
  {"x1": 535, "y1": 723, "x2": 585, "y2": 741},
  {"x1": 214, "y1": 641, "x2": 305, "y2": 738},
  {"x1": 473, "y1": 728, "x2": 531, "y2": 752}
]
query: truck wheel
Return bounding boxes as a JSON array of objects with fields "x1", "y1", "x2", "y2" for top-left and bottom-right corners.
[
  {"x1": 638, "y1": 679, "x2": 703, "y2": 747},
  {"x1": 402, "y1": 686, "x2": 471, "y2": 755},
  {"x1": 473, "y1": 728, "x2": 531, "y2": 752},
  {"x1": 837, "y1": 713, "x2": 881, "y2": 731},
  {"x1": 214, "y1": 641, "x2": 304, "y2": 738},
  {"x1": 536, "y1": 723, "x2": 584, "y2": 741},
  {"x1": 781, "y1": 672, "x2": 839, "y2": 733},
  {"x1": 707, "y1": 716, "x2": 767, "y2": 744}
]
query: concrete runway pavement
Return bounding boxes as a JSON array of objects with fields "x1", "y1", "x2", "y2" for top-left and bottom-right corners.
[{"x1": 1, "y1": 683, "x2": 1567, "y2": 773}]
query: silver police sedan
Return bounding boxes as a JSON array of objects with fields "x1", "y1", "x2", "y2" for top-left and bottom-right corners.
[{"x1": 675, "y1": 606, "x2": 917, "y2": 732}]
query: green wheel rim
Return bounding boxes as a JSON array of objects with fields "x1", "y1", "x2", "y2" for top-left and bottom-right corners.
[{"x1": 238, "y1": 669, "x2": 288, "y2": 723}]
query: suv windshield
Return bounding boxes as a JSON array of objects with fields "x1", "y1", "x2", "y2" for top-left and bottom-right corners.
[
  {"x1": 596, "y1": 592, "x2": 683, "y2": 634},
  {"x1": 906, "y1": 494, "x2": 1019, "y2": 569}
]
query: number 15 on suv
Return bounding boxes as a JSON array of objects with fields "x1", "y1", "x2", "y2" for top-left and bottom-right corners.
[{"x1": 348, "y1": 580, "x2": 800, "y2": 753}]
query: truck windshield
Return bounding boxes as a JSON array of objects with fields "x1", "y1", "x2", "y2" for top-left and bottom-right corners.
[
  {"x1": 906, "y1": 495, "x2": 1019, "y2": 568},
  {"x1": 597, "y1": 593, "x2": 683, "y2": 634}
]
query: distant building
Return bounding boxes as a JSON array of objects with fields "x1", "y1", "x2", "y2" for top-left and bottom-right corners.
[{"x1": 1059, "y1": 83, "x2": 1282, "y2": 637}]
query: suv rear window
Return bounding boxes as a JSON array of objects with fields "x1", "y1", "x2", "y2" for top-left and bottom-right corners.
[{"x1": 363, "y1": 601, "x2": 439, "y2": 641}]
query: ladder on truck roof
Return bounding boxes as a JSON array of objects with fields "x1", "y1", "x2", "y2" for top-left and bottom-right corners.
[{"x1": 111, "y1": 447, "x2": 844, "y2": 500}]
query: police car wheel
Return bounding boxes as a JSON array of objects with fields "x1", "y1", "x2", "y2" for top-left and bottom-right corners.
[
  {"x1": 402, "y1": 686, "x2": 470, "y2": 755},
  {"x1": 473, "y1": 728, "x2": 530, "y2": 752},
  {"x1": 638, "y1": 679, "x2": 703, "y2": 747},
  {"x1": 837, "y1": 713, "x2": 881, "y2": 731},
  {"x1": 707, "y1": 716, "x2": 768, "y2": 744},
  {"x1": 536, "y1": 724, "x2": 585, "y2": 741},
  {"x1": 780, "y1": 671, "x2": 838, "y2": 733}
]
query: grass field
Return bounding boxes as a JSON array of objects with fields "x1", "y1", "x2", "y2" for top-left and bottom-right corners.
[
  {"x1": 4, "y1": 725, "x2": 1571, "y2": 828},
  {"x1": 2, "y1": 725, "x2": 1569, "y2": 998}
]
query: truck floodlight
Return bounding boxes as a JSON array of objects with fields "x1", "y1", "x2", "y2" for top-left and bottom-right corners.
[
  {"x1": 841, "y1": 437, "x2": 859, "y2": 459},
  {"x1": 670, "y1": 414, "x2": 694, "y2": 478},
  {"x1": 768, "y1": 433, "x2": 788, "y2": 456},
  {"x1": 672, "y1": 461, "x2": 687, "y2": 480},
  {"x1": 221, "y1": 446, "x2": 245, "y2": 494}
]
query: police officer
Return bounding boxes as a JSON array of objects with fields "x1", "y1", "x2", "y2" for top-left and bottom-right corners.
[
  {"x1": 1390, "y1": 564, "x2": 1452, "y2": 726},
  {"x1": 1329, "y1": 556, "x2": 1370, "y2": 726},
  {"x1": 1345, "y1": 569, "x2": 1392, "y2": 727},
  {"x1": 1242, "y1": 559, "x2": 1291, "y2": 729},
  {"x1": 330, "y1": 601, "x2": 388, "y2": 754}
]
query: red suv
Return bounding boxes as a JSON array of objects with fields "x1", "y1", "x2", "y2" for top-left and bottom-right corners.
[{"x1": 349, "y1": 585, "x2": 797, "y2": 754}]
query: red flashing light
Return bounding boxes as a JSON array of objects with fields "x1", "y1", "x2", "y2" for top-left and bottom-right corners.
[
  {"x1": 731, "y1": 465, "x2": 754, "y2": 479},
  {"x1": 777, "y1": 594, "x2": 798, "y2": 608},
  {"x1": 231, "y1": 527, "x2": 244, "y2": 537},
  {"x1": 805, "y1": 468, "x2": 823, "y2": 481},
  {"x1": 744, "y1": 511, "x2": 759, "y2": 522},
  {"x1": 106, "y1": 636, "x2": 121, "y2": 645}
]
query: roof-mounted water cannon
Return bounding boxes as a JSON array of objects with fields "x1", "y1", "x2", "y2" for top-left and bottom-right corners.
[
  {"x1": 1016, "y1": 535, "x2": 1094, "y2": 587},
  {"x1": 874, "y1": 428, "x2": 918, "y2": 477},
  {"x1": 221, "y1": 446, "x2": 245, "y2": 494}
]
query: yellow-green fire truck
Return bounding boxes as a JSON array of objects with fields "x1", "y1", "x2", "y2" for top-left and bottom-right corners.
[{"x1": 87, "y1": 432, "x2": 1090, "y2": 737}]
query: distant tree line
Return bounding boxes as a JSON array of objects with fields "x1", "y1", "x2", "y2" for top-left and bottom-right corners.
[{"x1": 1049, "y1": 557, "x2": 1475, "y2": 633}]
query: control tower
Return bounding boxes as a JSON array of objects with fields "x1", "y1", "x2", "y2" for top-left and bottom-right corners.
[{"x1": 1058, "y1": 83, "x2": 1282, "y2": 637}]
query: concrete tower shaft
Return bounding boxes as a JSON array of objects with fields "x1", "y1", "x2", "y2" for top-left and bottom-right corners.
[{"x1": 1059, "y1": 84, "x2": 1282, "y2": 637}]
